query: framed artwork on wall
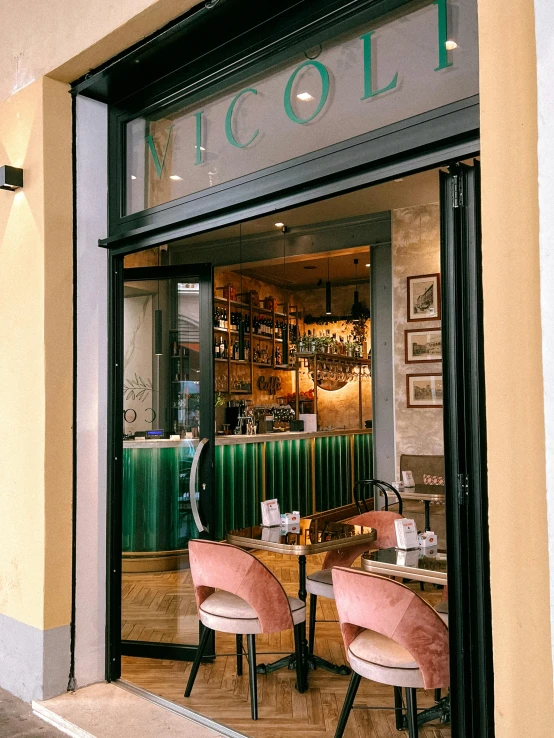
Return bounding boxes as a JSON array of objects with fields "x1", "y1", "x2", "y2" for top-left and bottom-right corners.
[
  {"x1": 406, "y1": 373, "x2": 443, "y2": 408},
  {"x1": 407, "y1": 273, "x2": 441, "y2": 321},
  {"x1": 405, "y1": 327, "x2": 442, "y2": 363}
]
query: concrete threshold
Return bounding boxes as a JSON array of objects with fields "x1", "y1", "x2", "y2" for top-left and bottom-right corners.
[{"x1": 33, "y1": 682, "x2": 237, "y2": 738}]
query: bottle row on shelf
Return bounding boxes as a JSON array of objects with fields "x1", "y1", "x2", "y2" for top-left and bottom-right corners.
[
  {"x1": 297, "y1": 330, "x2": 370, "y2": 359},
  {"x1": 213, "y1": 307, "x2": 298, "y2": 341},
  {"x1": 214, "y1": 337, "x2": 288, "y2": 365}
]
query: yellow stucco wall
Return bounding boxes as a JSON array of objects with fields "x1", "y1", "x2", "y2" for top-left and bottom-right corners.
[
  {"x1": 478, "y1": 0, "x2": 554, "y2": 734},
  {"x1": 0, "y1": 77, "x2": 73, "y2": 630},
  {"x1": 0, "y1": 0, "x2": 198, "y2": 104}
]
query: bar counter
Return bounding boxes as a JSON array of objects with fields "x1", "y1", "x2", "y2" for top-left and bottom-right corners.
[{"x1": 122, "y1": 429, "x2": 373, "y2": 564}]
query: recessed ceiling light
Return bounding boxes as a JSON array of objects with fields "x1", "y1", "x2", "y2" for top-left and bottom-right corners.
[
  {"x1": 130, "y1": 175, "x2": 137, "y2": 180},
  {"x1": 170, "y1": 175, "x2": 183, "y2": 181},
  {"x1": 366, "y1": 263, "x2": 371, "y2": 267},
  {"x1": 275, "y1": 222, "x2": 285, "y2": 227},
  {"x1": 303, "y1": 265, "x2": 317, "y2": 270},
  {"x1": 297, "y1": 92, "x2": 314, "y2": 101},
  {"x1": 445, "y1": 40, "x2": 458, "y2": 50},
  {"x1": 195, "y1": 146, "x2": 206, "y2": 151}
]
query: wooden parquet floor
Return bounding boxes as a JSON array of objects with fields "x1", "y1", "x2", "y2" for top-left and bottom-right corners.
[{"x1": 121, "y1": 552, "x2": 451, "y2": 738}]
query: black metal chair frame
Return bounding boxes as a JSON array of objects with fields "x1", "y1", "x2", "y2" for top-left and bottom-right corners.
[{"x1": 185, "y1": 622, "x2": 307, "y2": 720}]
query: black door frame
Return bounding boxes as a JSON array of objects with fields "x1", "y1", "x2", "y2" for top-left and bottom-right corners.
[
  {"x1": 108, "y1": 262, "x2": 215, "y2": 668},
  {"x1": 84, "y1": 1, "x2": 494, "y2": 734}
]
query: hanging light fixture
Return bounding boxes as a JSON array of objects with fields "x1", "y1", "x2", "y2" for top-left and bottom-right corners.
[
  {"x1": 155, "y1": 247, "x2": 163, "y2": 355},
  {"x1": 325, "y1": 257, "x2": 332, "y2": 315},
  {"x1": 282, "y1": 227, "x2": 289, "y2": 364},
  {"x1": 238, "y1": 224, "x2": 245, "y2": 361},
  {"x1": 351, "y1": 258, "x2": 362, "y2": 322}
]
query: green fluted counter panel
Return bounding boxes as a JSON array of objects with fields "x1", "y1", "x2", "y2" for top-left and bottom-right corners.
[
  {"x1": 122, "y1": 442, "x2": 199, "y2": 552},
  {"x1": 214, "y1": 432, "x2": 373, "y2": 540},
  {"x1": 214, "y1": 442, "x2": 262, "y2": 540}
]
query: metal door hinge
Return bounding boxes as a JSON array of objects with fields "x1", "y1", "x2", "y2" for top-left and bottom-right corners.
[
  {"x1": 457, "y1": 473, "x2": 469, "y2": 505},
  {"x1": 452, "y1": 175, "x2": 463, "y2": 208}
]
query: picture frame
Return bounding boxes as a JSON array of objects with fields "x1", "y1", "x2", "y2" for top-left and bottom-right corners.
[
  {"x1": 405, "y1": 327, "x2": 442, "y2": 363},
  {"x1": 406, "y1": 373, "x2": 443, "y2": 408},
  {"x1": 407, "y1": 273, "x2": 441, "y2": 322}
]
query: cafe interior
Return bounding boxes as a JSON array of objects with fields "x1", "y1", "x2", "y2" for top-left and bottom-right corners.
[{"x1": 120, "y1": 167, "x2": 449, "y2": 737}]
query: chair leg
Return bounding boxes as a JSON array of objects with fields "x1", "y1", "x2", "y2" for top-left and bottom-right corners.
[
  {"x1": 294, "y1": 622, "x2": 308, "y2": 693},
  {"x1": 434, "y1": 688, "x2": 441, "y2": 702},
  {"x1": 247, "y1": 634, "x2": 258, "y2": 720},
  {"x1": 308, "y1": 593, "x2": 317, "y2": 656},
  {"x1": 394, "y1": 686, "x2": 404, "y2": 730},
  {"x1": 236, "y1": 634, "x2": 243, "y2": 676},
  {"x1": 334, "y1": 672, "x2": 361, "y2": 738},
  {"x1": 406, "y1": 687, "x2": 418, "y2": 738},
  {"x1": 184, "y1": 625, "x2": 212, "y2": 697}
]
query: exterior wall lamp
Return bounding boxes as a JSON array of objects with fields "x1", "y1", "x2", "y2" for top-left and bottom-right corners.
[{"x1": 0, "y1": 166, "x2": 24, "y2": 191}]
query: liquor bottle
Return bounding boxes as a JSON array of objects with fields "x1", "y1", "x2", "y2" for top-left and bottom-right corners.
[
  {"x1": 223, "y1": 309, "x2": 228, "y2": 330},
  {"x1": 254, "y1": 344, "x2": 260, "y2": 363},
  {"x1": 214, "y1": 337, "x2": 220, "y2": 358},
  {"x1": 275, "y1": 346, "x2": 281, "y2": 365},
  {"x1": 245, "y1": 341, "x2": 250, "y2": 361},
  {"x1": 233, "y1": 340, "x2": 239, "y2": 360},
  {"x1": 220, "y1": 337, "x2": 226, "y2": 358}
]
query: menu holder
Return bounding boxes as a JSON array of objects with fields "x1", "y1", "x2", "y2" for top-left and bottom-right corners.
[
  {"x1": 394, "y1": 518, "x2": 419, "y2": 550},
  {"x1": 261, "y1": 498, "x2": 281, "y2": 527},
  {"x1": 402, "y1": 470, "x2": 415, "y2": 488}
]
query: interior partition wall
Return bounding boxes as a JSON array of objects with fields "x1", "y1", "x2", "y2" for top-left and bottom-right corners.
[{"x1": 72, "y1": 0, "x2": 492, "y2": 735}]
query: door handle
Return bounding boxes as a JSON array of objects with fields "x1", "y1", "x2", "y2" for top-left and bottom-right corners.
[{"x1": 190, "y1": 437, "x2": 209, "y2": 533}]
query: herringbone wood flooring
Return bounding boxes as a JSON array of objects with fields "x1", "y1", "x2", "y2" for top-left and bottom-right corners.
[{"x1": 121, "y1": 551, "x2": 451, "y2": 738}]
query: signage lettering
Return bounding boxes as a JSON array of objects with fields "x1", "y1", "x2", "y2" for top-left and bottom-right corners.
[
  {"x1": 131, "y1": 0, "x2": 476, "y2": 213},
  {"x1": 225, "y1": 88, "x2": 259, "y2": 148},
  {"x1": 360, "y1": 31, "x2": 398, "y2": 100},
  {"x1": 146, "y1": 125, "x2": 174, "y2": 178},
  {"x1": 258, "y1": 375, "x2": 282, "y2": 396},
  {"x1": 284, "y1": 60, "x2": 330, "y2": 124}
]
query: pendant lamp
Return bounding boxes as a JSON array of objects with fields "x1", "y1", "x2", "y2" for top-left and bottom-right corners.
[{"x1": 326, "y1": 257, "x2": 332, "y2": 315}]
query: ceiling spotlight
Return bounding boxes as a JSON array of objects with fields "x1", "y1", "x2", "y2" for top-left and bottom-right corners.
[
  {"x1": 275, "y1": 222, "x2": 285, "y2": 227},
  {"x1": 170, "y1": 175, "x2": 183, "y2": 181},
  {"x1": 366, "y1": 263, "x2": 371, "y2": 267},
  {"x1": 297, "y1": 92, "x2": 314, "y2": 101},
  {"x1": 130, "y1": 175, "x2": 137, "y2": 180},
  {"x1": 445, "y1": 40, "x2": 458, "y2": 50}
]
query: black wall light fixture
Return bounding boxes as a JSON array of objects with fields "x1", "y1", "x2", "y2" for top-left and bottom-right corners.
[{"x1": 0, "y1": 166, "x2": 23, "y2": 191}]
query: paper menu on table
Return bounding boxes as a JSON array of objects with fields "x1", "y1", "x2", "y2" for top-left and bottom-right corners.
[
  {"x1": 261, "y1": 498, "x2": 281, "y2": 527},
  {"x1": 394, "y1": 518, "x2": 419, "y2": 550}
]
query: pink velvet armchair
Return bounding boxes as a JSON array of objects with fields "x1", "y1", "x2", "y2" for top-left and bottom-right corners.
[
  {"x1": 332, "y1": 566, "x2": 450, "y2": 738},
  {"x1": 306, "y1": 510, "x2": 403, "y2": 657},
  {"x1": 184, "y1": 539, "x2": 307, "y2": 719}
]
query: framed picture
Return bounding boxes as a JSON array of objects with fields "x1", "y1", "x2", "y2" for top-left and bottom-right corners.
[
  {"x1": 405, "y1": 328, "x2": 442, "y2": 363},
  {"x1": 406, "y1": 373, "x2": 443, "y2": 408},
  {"x1": 407, "y1": 273, "x2": 441, "y2": 321}
]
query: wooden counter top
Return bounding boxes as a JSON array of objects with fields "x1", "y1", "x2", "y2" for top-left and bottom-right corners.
[{"x1": 123, "y1": 429, "x2": 372, "y2": 448}]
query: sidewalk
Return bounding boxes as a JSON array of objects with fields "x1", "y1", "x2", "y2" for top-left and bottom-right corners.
[
  {"x1": 33, "y1": 682, "x2": 229, "y2": 738},
  {"x1": 0, "y1": 688, "x2": 63, "y2": 738}
]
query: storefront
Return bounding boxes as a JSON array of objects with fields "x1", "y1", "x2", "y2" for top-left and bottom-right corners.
[{"x1": 73, "y1": 0, "x2": 486, "y2": 735}]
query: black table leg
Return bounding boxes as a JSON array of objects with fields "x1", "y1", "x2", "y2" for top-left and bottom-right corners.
[
  {"x1": 298, "y1": 554, "x2": 307, "y2": 601},
  {"x1": 257, "y1": 553, "x2": 351, "y2": 682},
  {"x1": 424, "y1": 501, "x2": 431, "y2": 531}
]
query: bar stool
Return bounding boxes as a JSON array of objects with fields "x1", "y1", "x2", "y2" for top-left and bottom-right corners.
[
  {"x1": 306, "y1": 509, "x2": 403, "y2": 657},
  {"x1": 332, "y1": 567, "x2": 450, "y2": 738},
  {"x1": 184, "y1": 539, "x2": 307, "y2": 720}
]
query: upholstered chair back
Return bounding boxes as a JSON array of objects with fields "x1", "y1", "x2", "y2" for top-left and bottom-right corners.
[
  {"x1": 188, "y1": 539, "x2": 294, "y2": 633},
  {"x1": 332, "y1": 567, "x2": 450, "y2": 690},
  {"x1": 321, "y1": 510, "x2": 403, "y2": 569}
]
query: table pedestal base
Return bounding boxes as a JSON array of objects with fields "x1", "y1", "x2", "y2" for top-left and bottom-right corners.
[{"x1": 256, "y1": 652, "x2": 350, "y2": 680}]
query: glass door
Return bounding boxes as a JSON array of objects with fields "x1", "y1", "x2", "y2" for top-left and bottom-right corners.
[{"x1": 120, "y1": 264, "x2": 214, "y2": 660}]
